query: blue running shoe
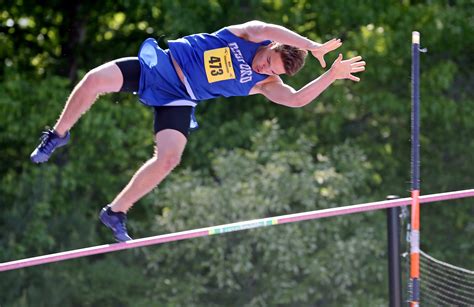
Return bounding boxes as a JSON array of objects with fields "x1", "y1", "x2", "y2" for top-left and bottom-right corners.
[
  {"x1": 99, "y1": 206, "x2": 132, "y2": 242},
  {"x1": 30, "y1": 129, "x2": 70, "y2": 163}
]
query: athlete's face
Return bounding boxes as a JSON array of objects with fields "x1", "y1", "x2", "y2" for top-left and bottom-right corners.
[{"x1": 252, "y1": 44, "x2": 286, "y2": 76}]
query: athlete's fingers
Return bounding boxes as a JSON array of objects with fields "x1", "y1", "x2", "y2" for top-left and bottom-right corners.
[
  {"x1": 319, "y1": 40, "x2": 341, "y2": 57},
  {"x1": 327, "y1": 40, "x2": 342, "y2": 50},
  {"x1": 332, "y1": 41, "x2": 342, "y2": 50},
  {"x1": 315, "y1": 38, "x2": 338, "y2": 52},
  {"x1": 327, "y1": 38, "x2": 341, "y2": 46},
  {"x1": 352, "y1": 61, "x2": 366, "y2": 67},
  {"x1": 352, "y1": 66, "x2": 365, "y2": 73},
  {"x1": 324, "y1": 38, "x2": 338, "y2": 45},
  {"x1": 318, "y1": 56, "x2": 327, "y2": 68},
  {"x1": 348, "y1": 74, "x2": 360, "y2": 82},
  {"x1": 349, "y1": 56, "x2": 362, "y2": 63}
]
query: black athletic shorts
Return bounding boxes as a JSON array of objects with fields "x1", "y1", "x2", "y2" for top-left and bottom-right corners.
[{"x1": 115, "y1": 58, "x2": 192, "y2": 138}]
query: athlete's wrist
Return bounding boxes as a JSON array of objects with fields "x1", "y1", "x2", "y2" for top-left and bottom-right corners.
[
  {"x1": 308, "y1": 41, "x2": 322, "y2": 50},
  {"x1": 326, "y1": 66, "x2": 338, "y2": 81}
]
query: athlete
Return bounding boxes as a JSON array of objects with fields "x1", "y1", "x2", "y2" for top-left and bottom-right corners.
[{"x1": 30, "y1": 20, "x2": 366, "y2": 242}]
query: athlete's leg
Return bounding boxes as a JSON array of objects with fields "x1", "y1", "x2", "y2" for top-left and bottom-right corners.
[
  {"x1": 53, "y1": 59, "x2": 132, "y2": 136},
  {"x1": 31, "y1": 57, "x2": 139, "y2": 163},
  {"x1": 99, "y1": 128, "x2": 187, "y2": 242},
  {"x1": 109, "y1": 129, "x2": 187, "y2": 213}
]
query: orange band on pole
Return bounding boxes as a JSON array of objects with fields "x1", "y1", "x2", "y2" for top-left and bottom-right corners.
[
  {"x1": 411, "y1": 190, "x2": 420, "y2": 230},
  {"x1": 410, "y1": 253, "x2": 420, "y2": 278},
  {"x1": 410, "y1": 189, "x2": 420, "y2": 280}
]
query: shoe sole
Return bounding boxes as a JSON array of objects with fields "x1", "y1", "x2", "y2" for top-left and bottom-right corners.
[
  {"x1": 99, "y1": 209, "x2": 132, "y2": 242},
  {"x1": 30, "y1": 136, "x2": 70, "y2": 164}
]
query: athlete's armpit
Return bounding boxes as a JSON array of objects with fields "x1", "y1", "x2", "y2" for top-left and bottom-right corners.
[{"x1": 251, "y1": 76, "x2": 298, "y2": 107}]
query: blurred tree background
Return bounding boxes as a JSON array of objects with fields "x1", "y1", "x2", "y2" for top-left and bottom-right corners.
[{"x1": 1, "y1": 0, "x2": 473, "y2": 306}]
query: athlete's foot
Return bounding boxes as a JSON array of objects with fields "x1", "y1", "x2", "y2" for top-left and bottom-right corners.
[
  {"x1": 30, "y1": 129, "x2": 70, "y2": 163},
  {"x1": 99, "y1": 206, "x2": 132, "y2": 242}
]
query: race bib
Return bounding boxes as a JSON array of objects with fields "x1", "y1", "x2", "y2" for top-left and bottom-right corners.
[{"x1": 203, "y1": 47, "x2": 235, "y2": 83}]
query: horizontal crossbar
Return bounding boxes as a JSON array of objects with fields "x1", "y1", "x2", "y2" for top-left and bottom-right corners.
[{"x1": 1, "y1": 189, "x2": 473, "y2": 272}]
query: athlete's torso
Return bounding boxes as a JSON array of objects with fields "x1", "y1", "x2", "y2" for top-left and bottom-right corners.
[{"x1": 168, "y1": 28, "x2": 270, "y2": 100}]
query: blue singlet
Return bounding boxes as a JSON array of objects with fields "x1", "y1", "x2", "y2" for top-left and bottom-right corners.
[
  {"x1": 168, "y1": 28, "x2": 271, "y2": 100},
  {"x1": 137, "y1": 27, "x2": 271, "y2": 129}
]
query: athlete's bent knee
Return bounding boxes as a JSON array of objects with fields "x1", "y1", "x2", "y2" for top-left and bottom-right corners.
[
  {"x1": 81, "y1": 70, "x2": 105, "y2": 95},
  {"x1": 155, "y1": 151, "x2": 181, "y2": 173},
  {"x1": 81, "y1": 64, "x2": 121, "y2": 94},
  {"x1": 163, "y1": 154, "x2": 181, "y2": 172}
]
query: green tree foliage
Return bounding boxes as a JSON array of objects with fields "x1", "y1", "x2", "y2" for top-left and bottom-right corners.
[
  {"x1": 139, "y1": 122, "x2": 385, "y2": 306},
  {"x1": 1, "y1": 0, "x2": 473, "y2": 305}
]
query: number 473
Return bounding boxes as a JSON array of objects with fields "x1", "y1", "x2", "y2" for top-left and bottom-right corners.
[{"x1": 209, "y1": 56, "x2": 223, "y2": 76}]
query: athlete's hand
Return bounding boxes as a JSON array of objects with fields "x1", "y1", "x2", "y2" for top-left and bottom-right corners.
[
  {"x1": 329, "y1": 54, "x2": 366, "y2": 82},
  {"x1": 310, "y1": 38, "x2": 342, "y2": 68}
]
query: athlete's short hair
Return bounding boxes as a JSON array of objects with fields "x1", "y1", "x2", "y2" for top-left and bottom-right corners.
[{"x1": 274, "y1": 44, "x2": 308, "y2": 76}]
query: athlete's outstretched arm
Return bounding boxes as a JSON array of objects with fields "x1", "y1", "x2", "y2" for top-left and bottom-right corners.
[
  {"x1": 251, "y1": 54, "x2": 366, "y2": 107},
  {"x1": 227, "y1": 20, "x2": 341, "y2": 68}
]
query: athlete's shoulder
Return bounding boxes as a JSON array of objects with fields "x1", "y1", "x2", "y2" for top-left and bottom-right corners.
[{"x1": 226, "y1": 21, "x2": 268, "y2": 43}]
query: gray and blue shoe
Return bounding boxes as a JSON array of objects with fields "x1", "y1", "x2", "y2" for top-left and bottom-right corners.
[
  {"x1": 30, "y1": 129, "x2": 70, "y2": 163},
  {"x1": 99, "y1": 206, "x2": 132, "y2": 242}
]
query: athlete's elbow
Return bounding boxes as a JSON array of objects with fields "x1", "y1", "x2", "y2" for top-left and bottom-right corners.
[
  {"x1": 246, "y1": 20, "x2": 268, "y2": 39},
  {"x1": 273, "y1": 95, "x2": 299, "y2": 108},
  {"x1": 278, "y1": 99, "x2": 304, "y2": 108},
  {"x1": 278, "y1": 90, "x2": 303, "y2": 108},
  {"x1": 288, "y1": 95, "x2": 312, "y2": 108},
  {"x1": 247, "y1": 20, "x2": 267, "y2": 28}
]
